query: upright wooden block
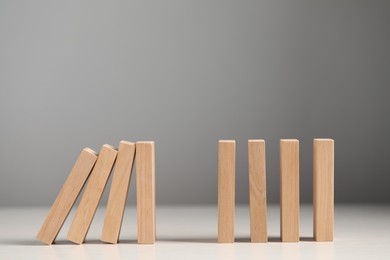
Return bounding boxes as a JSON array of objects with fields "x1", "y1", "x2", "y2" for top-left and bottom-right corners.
[
  {"x1": 218, "y1": 140, "x2": 236, "y2": 243},
  {"x1": 248, "y1": 140, "x2": 268, "y2": 243},
  {"x1": 136, "y1": 141, "x2": 156, "y2": 244},
  {"x1": 101, "y1": 141, "x2": 136, "y2": 244},
  {"x1": 280, "y1": 139, "x2": 299, "y2": 242},
  {"x1": 67, "y1": 144, "x2": 118, "y2": 244},
  {"x1": 36, "y1": 148, "x2": 98, "y2": 245},
  {"x1": 313, "y1": 139, "x2": 334, "y2": 241}
]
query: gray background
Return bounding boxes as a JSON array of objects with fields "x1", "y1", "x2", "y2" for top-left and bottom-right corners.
[{"x1": 1, "y1": 0, "x2": 389, "y2": 207}]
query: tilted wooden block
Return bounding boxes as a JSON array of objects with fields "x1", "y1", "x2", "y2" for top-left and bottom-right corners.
[
  {"x1": 280, "y1": 139, "x2": 299, "y2": 242},
  {"x1": 218, "y1": 140, "x2": 236, "y2": 243},
  {"x1": 36, "y1": 148, "x2": 98, "y2": 245},
  {"x1": 101, "y1": 141, "x2": 136, "y2": 244},
  {"x1": 248, "y1": 140, "x2": 268, "y2": 243},
  {"x1": 313, "y1": 138, "x2": 334, "y2": 241},
  {"x1": 67, "y1": 144, "x2": 117, "y2": 244},
  {"x1": 136, "y1": 141, "x2": 156, "y2": 244}
]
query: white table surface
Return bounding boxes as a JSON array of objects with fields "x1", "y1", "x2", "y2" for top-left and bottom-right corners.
[{"x1": 0, "y1": 204, "x2": 389, "y2": 259}]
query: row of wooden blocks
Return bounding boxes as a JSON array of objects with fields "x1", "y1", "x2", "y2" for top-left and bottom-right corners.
[
  {"x1": 218, "y1": 139, "x2": 334, "y2": 243},
  {"x1": 37, "y1": 138, "x2": 334, "y2": 245},
  {"x1": 37, "y1": 141, "x2": 156, "y2": 245}
]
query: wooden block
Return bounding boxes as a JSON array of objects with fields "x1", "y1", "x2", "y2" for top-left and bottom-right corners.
[
  {"x1": 218, "y1": 140, "x2": 236, "y2": 243},
  {"x1": 280, "y1": 139, "x2": 299, "y2": 242},
  {"x1": 67, "y1": 144, "x2": 118, "y2": 244},
  {"x1": 136, "y1": 141, "x2": 156, "y2": 244},
  {"x1": 248, "y1": 140, "x2": 268, "y2": 243},
  {"x1": 36, "y1": 148, "x2": 98, "y2": 245},
  {"x1": 101, "y1": 141, "x2": 136, "y2": 244},
  {"x1": 313, "y1": 138, "x2": 334, "y2": 241}
]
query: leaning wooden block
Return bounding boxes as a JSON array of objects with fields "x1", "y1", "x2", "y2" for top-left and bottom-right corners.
[
  {"x1": 218, "y1": 140, "x2": 236, "y2": 243},
  {"x1": 36, "y1": 148, "x2": 98, "y2": 245},
  {"x1": 136, "y1": 141, "x2": 156, "y2": 244},
  {"x1": 248, "y1": 140, "x2": 268, "y2": 242},
  {"x1": 280, "y1": 139, "x2": 299, "y2": 242},
  {"x1": 67, "y1": 144, "x2": 117, "y2": 244},
  {"x1": 313, "y1": 138, "x2": 334, "y2": 241},
  {"x1": 101, "y1": 141, "x2": 136, "y2": 244}
]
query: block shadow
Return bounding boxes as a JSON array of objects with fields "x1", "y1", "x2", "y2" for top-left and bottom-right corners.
[
  {"x1": 5, "y1": 236, "x2": 315, "y2": 246},
  {"x1": 236, "y1": 236, "x2": 315, "y2": 243}
]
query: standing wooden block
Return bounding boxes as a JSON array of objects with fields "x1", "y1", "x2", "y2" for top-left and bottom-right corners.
[
  {"x1": 313, "y1": 139, "x2": 334, "y2": 241},
  {"x1": 248, "y1": 140, "x2": 268, "y2": 243},
  {"x1": 136, "y1": 141, "x2": 156, "y2": 244},
  {"x1": 67, "y1": 144, "x2": 118, "y2": 244},
  {"x1": 218, "y1": 140, "x2": 236, "y2": 243},
  {"x1": 280, "y1": 139, "x2": 299, "y2": 242},
  {"x1": 36, "y1": 148, "x2": 98, "y2": 245},
  {"x1": 101, "y1": 141, "x2": 136, "y2": 244}
]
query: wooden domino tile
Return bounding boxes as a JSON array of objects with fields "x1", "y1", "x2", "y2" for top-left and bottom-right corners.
[
  {"x1": 218, "y1": 140, "x2": 236, "y2": 243},
  {"x1": 136, "y1": 141, "x2": 156, "y2": 244},
  {"x1": 280, "y1": 139, "x2": 300, "y2": 242},
  {"x1": 313, "y1": 138, "x2": 334, "y2": 241},
  {"x1": 248, "y1": 140, "x2": 268, "y2": 242},
  {"x1": 67, "y1": 144, "x2": 117, "y2": 244},
  {"x1": 36, "y1": 148, "x2": 98, "y2": 245},
  {"x1": 101, "y1": 141, "x2": 136, "y2": 244}
]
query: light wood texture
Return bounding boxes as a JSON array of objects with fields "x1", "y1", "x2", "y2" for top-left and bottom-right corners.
[
  {"x1": 313, "y1": 138, "x2": 334, "y2": 241},
  {"x1": 136, "y1": 141, "x2": 156, "y2": 244},
  {"x1": 67, "y1": 144, "x2": 117, "y2": 244},
  {"x1": 248, "y1": 140, "x2": 268, "y2": 243},
  {"x1": 280, "y1": 139, "x2": 300, "y2": 242},
  {"x1": 101, "y1": 141, "x2": 136, "y2": 244},
  {"x1": 218, "y1": 140, "x2": 236, "y2": 243},
  {"x1": 36, "y1": 148, "x2": 98, "y2": 245}
]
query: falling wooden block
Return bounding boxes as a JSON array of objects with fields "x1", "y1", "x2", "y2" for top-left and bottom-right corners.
[
  {"x1": 136, "y1": 141, "x2": 156, "y2": 244},
  {"x1": 101, "y1": 141, "x2": 136, "y2": 244},
  {"x1": 67, "y1": 144, "x2": 118, "y2": 244},
  {"x1": 248, "y1": 140, "x2": 268, "y2": 243},
  {"x1": 280, "y1": 139, "x2": 299, "y2": 242},
  {"x1": 36, "y1": 148, "x2": 98, "y2": 245},
  {"x1": 313, "y1": 138, "x2": 334, "y2": 241},
  {"x1": 218, "y1": 140, "x2": 236, "y2": 243}
]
